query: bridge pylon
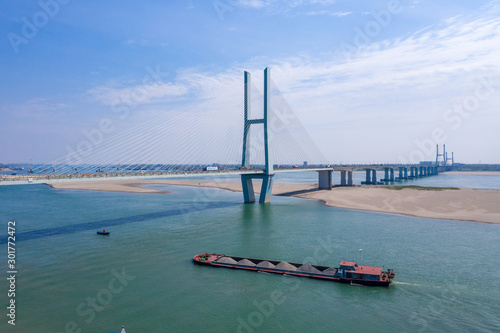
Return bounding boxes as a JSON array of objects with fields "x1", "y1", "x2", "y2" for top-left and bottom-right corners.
[{"x1": 241, "y1": 68, "x2": 274, "y2": 203}]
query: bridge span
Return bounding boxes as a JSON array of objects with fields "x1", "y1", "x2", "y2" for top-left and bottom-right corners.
[
  {"x1": 0, "y1": 163, "x2": 439, "y2": 188},
  {"x1": 0, "y1": 68, "x2": 441, "y2": 203}
]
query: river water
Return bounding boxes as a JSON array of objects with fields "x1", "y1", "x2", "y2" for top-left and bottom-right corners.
[{"x1": 0, "y1": 174, "x2": 499, "y2": 332}]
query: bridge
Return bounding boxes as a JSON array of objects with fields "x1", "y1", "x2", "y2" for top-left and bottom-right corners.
[{"x1": 0, "y1": 68, "x2": 441, "y2": 202}]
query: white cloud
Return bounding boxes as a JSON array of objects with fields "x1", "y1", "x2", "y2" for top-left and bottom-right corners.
[
  {"x1": 288, "y1": 0, "x2": 337, "y2": 6},
  {"x1": 304, "y1": 10, "x2": 351, "y2": 16},
  {"x1": 5, "y1": 98, "x2": 72, "y2": 119},
  {"x1": 237, "y1": 0, "x2": 268, "y2": 9},
  {"x1": 191, "y1": 11, "x2": 500, "y2": 163},
  {"x1": 84, "y1": 10, "x2": 500, "y2": 164},
  {"x1": 125, "y1": 39, "x2": 151, "y2": 47},
  {"x1": 233, "y1": 0, "x2": 339, "y2": 11},
  {"x1": 88, "y1": 82, "x2": 189, "y2": 106}
]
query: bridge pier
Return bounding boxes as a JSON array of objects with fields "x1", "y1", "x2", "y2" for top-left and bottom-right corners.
[
  {"x1": 363, "y1": 169, "x2": 378, "y2": 184},
  {"x1": 241, "y1": 174, "x2": 274, "y2": 203},
  {"x1": 318, "y1": 170, "x2": 332, "y2": 190},
  {"x1": 261, "y1": 175, "x2": 274, "y2": 203},
  {"x1": 397, "y1": 167, "x2": 408, "y2": 181},
  {"x1": 340, "y1": 171, "x2": 347, "y2": 186},
  {"x1": 383, "y1": 168, "x2": 390, "y2": 182},
  {"x1": 241, "y1": 175, "x2": 256, "y2": 203},
  {"x1": 348, "y1": 171, "x2": 353, "y2": 186}
]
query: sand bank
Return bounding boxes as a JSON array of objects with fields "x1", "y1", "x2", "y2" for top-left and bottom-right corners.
[
  {"x1": 49, "y1": 180, "x2": 500, "y2": 224},
  {"x1": 443, "y1": 171, "x2": 500, "y2": 176},
  {"x1": 298, "y1": 187, "x2": 500, "y2": 224}
]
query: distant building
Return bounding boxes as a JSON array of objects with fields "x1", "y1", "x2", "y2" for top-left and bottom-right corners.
[{"x1": 303, "y1": 161, "x2": 308, "y2": 167}]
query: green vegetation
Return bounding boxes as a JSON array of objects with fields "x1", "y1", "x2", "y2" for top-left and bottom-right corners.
[
  {"x1": 387, "y1": 185, "x2": 459, "y2": 191},
  {"x1": 452, "y1": 164, "x2": 500, "y2": 171}
]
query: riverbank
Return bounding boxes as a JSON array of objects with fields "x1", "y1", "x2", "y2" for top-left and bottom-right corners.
[
  {"x1": 443, "y1": 171, "x2": 500, "y2": 176},
  {"x1": 49, "y1": 179, "x2": 500, "y2": 224}
]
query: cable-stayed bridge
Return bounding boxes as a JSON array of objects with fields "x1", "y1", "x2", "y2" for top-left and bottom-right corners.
[{"x1": 0, "y1": 68, "x2": 440, "y2": 202}]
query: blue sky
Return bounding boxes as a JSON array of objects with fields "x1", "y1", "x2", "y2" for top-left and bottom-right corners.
[{"x1": 1, "y1": 0, "x2": 500, "y2": 164}]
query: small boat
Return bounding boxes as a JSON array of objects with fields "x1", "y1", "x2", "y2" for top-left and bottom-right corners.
[
  {"x1": 193, "y1": 253, "x2": 395, "y2": 287},
  {"x1": 109, "y1": 326, "x2": 126, "y2": 333},
  {"x1": 97, "y1": 229, "x2": 110, "y2": 235}
]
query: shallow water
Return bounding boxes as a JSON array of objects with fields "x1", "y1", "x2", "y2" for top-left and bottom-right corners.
[{"x1": 173, "y1": 172, "x2": 500, "y2": 190}]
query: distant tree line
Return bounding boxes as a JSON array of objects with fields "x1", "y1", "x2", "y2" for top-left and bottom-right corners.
[{"x1": 452, "y1": 164, "x2": 500, "y2": 171}]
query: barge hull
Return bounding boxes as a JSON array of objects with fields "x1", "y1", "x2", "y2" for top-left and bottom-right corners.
[{"x1": 193, "y1": 254, "x2": 393, "y2": 287}]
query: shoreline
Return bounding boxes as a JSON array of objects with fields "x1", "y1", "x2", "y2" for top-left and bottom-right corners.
[
  {"x1": 48, "y1": 179, "x2": 500, "y2": 225},
  {"x1": 443, "y1": 171, "x2": 500, "y2": 176}
]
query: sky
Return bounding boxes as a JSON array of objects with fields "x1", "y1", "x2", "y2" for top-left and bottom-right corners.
[{"x1": 1, "y1": 0, "x2": 500, "y2": 165}]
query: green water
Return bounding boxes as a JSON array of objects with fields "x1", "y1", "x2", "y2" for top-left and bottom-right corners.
[{"x1": 0, "y1": 182, "x2": 499, "y2": 333}]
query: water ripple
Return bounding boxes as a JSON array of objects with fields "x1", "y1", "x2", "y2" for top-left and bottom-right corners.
[{"x1": 0, "y1": 201, "x2": 239, "y2": 244}]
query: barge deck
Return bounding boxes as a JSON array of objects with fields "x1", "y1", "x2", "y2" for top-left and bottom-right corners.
[{"x1": 193, "y1": 253, "x2": 395, "y2": 287}]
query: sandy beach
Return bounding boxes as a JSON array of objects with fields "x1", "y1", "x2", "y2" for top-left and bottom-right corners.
[
  {"x1": 443, "y1": 171, "x2": 500, "y2": 176},
  {"x1": 49, "y1": 179, "x2": 500, "y2": 224}
]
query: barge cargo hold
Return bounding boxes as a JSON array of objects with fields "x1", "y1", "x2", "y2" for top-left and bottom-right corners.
[{"x1": 193, "y1": 253, "x2": 395, "y2": 287}]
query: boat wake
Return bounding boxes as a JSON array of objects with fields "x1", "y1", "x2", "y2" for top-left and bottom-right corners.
[
  {"x1": 393, "y1": 281, "x2": 422, "y2": 287},
  {"x1": 350, "y1": 282, "x2": 365, "y2": 287}
]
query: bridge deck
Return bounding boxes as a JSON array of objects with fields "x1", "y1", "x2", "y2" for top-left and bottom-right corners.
[{"x1": 0, "y1": 165, "x2": 437, "y2": 186}]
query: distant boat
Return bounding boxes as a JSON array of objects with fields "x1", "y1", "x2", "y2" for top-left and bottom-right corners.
[
  {"x1": 109, "y1": 326, "x2": 126, "y2": 333},
  {"x1": 97, "y1": 229, "x2": 110, "y2": 235}
]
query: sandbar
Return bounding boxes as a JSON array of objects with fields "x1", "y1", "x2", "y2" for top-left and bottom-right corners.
[
  {"x1": 443, "y1": 171, "x2": 500, "y2": 176},
  {"x1": 49, "y1": 179, "x2": 500, "y2": 224}
]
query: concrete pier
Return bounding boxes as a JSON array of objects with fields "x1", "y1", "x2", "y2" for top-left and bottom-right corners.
[
  {"x1": 363, "y1": 169, "x2": 379, "y2": 184},
  {"x1": 383, "y1": 168, "x2": 395, "y2": 182},
  {"x1": 260, "y1": 174, "x2": 274, "y2": 203},
  {"x1": 397, "y1": 167, "x2": 408, "y2": 180},
  {"x1": 241, "y1": 174, "x2": 255, "y2": 203},
  {"x1": 318, "y1": 170, "x2": 332, "y2": 190},
  {"x1": 241, "y1": 174, "x2": 274, "y2": 203}
]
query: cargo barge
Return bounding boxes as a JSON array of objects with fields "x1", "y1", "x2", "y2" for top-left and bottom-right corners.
[{"x1": 193, "y1": 253, "x2": 395, "y2": 287}]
